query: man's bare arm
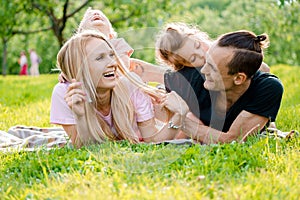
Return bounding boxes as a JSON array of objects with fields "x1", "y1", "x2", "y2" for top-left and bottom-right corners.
[{"x1": 182, "y1": 111, "x2": 269, "y2": 144}]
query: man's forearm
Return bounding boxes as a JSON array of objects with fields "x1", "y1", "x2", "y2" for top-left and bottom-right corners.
[{"x1": 181, "y1": 112, "x2": 233, "y2": 144}]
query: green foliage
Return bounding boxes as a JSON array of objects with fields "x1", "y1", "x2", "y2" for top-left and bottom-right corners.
[
  {"x1": 0, "y1": 1, "x2": 26, "y2": 39},
  {"x1": 0, "y1": 0, "x2": 300, "y2": 74},
  {"x1": 166, "y1": 0, "x2": 300, "y2": 66},
  {"x1": 1, "y1": 1, "x2": 300, "y2": 75},
  {"x1": 0, "y1": 65, "x2": 299, "y2": 199},
  {"x1": 89, "y1": 0, "x2": 185, "y2": 63}
]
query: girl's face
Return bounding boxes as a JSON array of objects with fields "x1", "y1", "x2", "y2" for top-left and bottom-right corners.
[
  {"x1": 83, "y1": 9, "x2": 112, "y2": 36},
  {"x1": 175, "y1": 34, "x2": 210, "y2": 67},
  {"x1": 86, "y1": 37, "x2": 117, "y2": 89}
]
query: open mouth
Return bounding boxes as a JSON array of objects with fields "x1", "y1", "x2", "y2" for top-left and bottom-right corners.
[
  {"x1": 91, "y1": 15, "x2": 103, "y2": 22},
  {"x1": 103, "y1": 71, "x2": 115, "y2": 78}
]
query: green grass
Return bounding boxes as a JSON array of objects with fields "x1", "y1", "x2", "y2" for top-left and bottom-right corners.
[{"x1": 0, "y1": 65, "x2": 299, "y2": 200}]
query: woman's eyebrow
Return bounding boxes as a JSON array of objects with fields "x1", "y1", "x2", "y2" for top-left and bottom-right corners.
[{"x1": 96, "y1": 52, "x2": 105, "y2": 58}]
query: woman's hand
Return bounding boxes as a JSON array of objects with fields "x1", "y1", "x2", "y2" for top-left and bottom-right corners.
[
  {"x1": 161, "y1": 91, "x2": 189, "y2": 117},
  {"x1": 64, "y1": 79, "x2": 86, "y2": 117}
]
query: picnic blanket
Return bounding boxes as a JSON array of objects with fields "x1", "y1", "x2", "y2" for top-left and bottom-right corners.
[
  {"x1": 0, "y1": 125, "x2": 297, "y2": 152},
  {"x1": 0, "y1": 125, "x2": 72, "y2": 152}
]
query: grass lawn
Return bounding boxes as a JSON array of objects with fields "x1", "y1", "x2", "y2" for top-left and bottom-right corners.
[{"x1": 0, "y1": 65, "x2": 299, "y2": 200}]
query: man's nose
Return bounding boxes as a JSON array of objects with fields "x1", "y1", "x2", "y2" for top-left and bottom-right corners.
[{"x1": 201, "y1": 63, "x2": 208, "y2": 74}]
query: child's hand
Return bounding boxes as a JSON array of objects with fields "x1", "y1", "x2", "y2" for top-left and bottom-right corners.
[
  {"x1": 58, "y1": 72, "x2": 67, "y2": 83},
  {"x1": 161, "y1": 91, "x2": 189, "y2": 117}
]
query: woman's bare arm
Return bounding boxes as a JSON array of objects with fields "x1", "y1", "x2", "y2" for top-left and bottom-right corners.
[{"x1": 138, "y1": 113, "x2": 183, "y2": 143}]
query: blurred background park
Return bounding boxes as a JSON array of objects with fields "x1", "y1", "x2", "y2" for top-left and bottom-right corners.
[{"x1": 0, "y1": 0, "x2": 299, "y2": 76}]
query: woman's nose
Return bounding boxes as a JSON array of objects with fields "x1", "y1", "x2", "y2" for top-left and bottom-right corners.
[{"x1": 107, "y1": 56, "x2": 117, "y2": 66}]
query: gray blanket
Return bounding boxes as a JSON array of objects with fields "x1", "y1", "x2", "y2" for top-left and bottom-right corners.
[{"x1": 0, "y1": 125, "x2": 72, "y2": 152}]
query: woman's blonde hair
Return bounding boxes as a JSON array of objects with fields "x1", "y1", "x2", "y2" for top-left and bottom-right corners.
[
  {"x1": 156, "y1": 22, "x2": 211, "y2": 70},
  {"x1": 57, "y1": 31, "x2": 163, "y2": 145}
]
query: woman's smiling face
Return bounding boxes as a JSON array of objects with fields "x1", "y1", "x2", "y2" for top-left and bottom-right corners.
[{"x1": 86, "y1": 37, "x2": 117, "y2": 89}]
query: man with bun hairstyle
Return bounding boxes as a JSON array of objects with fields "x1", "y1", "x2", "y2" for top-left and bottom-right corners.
[{"x1": 161, "y1": 30, "x2": 283, "y2": 144}]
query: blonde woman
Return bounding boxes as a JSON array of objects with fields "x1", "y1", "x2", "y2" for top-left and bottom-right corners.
[{"x1": 50, "y1": 31, "x2": 187, "y2": 148}]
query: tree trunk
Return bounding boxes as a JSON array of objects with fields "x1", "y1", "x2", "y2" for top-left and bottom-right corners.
[{"x1": 2, "y1": 39, "x2": 8, "y2": 76}]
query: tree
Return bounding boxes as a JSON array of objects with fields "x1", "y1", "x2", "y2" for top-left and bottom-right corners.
[
  {"x1": 279, "y1": 0, "x2": 299, "y2": 6},
  {"x1": 0, "y1": 1, "x2": 53, "y2": 76},
  {"x1": 89, "y1": 0, "x2": 184, "y2": 63},
  {"x1": 0, "y1": 1, "x2": 24, "y2": 76},
  {"x1": 28, "y1": 0, "x2": 92, "y2": 47}
]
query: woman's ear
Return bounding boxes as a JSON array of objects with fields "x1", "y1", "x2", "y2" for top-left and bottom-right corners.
[{"x1": 233, "y1": 72, "x2": 247, "y2": 85}]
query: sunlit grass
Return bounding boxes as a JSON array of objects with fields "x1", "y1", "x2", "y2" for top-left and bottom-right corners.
[
  {"x1": 0, "y1": 74, "x2": 57, "y2": 130},
  {"x1": 271, "y1": 65, "x2": 300, "y2": 131},
  {"x1": 0, "y1": 66, "x2": 299, "y2": 200}
]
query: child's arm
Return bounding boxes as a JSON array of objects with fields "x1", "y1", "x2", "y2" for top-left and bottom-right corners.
[
  {"x1": 259, "y1": 62, "x2": 270, "y2": 73},
  {"x1": 130, "y1": 58, "x2": 171, "y2": 84}
]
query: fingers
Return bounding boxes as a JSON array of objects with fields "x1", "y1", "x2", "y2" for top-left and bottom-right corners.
[
  {"x1": 65, "y1": 88, "x2": 86, "y2": 99},
  {"x1": 64, "y1": 79, "x2": 87, "y2": 108},
  {"x1": 58, "y1": 74, "x2": 65, "y2": 83},
  {"x1": 66, "y1": 80, "x2": 85, "y2": 94},
  {"x1": 150, "y1": 93, "x2": 166, "y2": 104},
  {"x1": 58, "y1": 72, "x2": 67, "y2": 83},
  {"x1": 160, "y1": 91, "x2": 176, "y2": 106},
  {"x1": 160, "y1": 91, "x2": 189, "y2": 116},
  {"x1": 65, "y1": 93, "x2": 86, "y2": 108}
]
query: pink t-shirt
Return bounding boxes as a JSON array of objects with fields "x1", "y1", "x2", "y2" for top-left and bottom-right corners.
[{"x1": 50, "y1": 78, "x2": 154, "y2": 139}]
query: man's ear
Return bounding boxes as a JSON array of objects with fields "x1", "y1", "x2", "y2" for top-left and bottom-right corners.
[{"x1": 233, "y1": 72, "x2": 247, "y2": 85}]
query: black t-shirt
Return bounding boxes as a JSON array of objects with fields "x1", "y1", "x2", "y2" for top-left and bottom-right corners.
[
  {"x1": 165, "y1": 69, "x2": 283, "y2": 132},
  {"x1": 164, "y1": 67, "x2": 211, "y2": 125},
  {"x1": 214, "y1": 71, "x2": 284, "y2": 132}
]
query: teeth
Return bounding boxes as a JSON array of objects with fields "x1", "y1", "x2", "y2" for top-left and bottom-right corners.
[{"x1": 103, "y1": 71, "x2": 114, "y2": 77}]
